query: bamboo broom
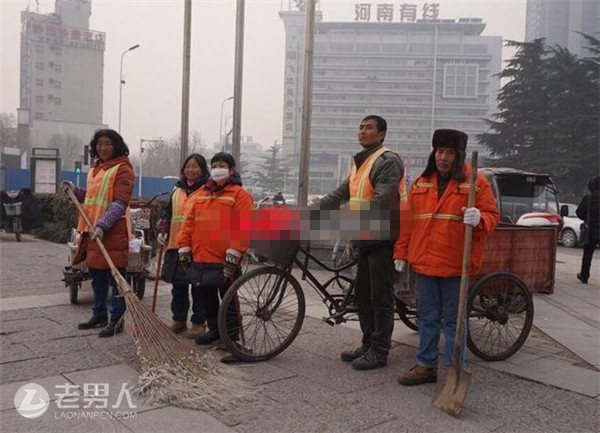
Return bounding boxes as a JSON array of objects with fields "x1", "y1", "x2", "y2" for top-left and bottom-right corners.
[{"x1": 66, "y1": 187, "x2": 249, "y2": 410}]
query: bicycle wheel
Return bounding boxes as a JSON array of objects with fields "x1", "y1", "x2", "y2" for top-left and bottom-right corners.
[
  {"x1": 218, "y1": 266, "x2": 306, "y2": 362},
  {"x1": 467, "y1": 271, "x2": 534, "y2": 361},
  {"x1": 395, "y1": 299, "x2": 418, "y2": 332}
]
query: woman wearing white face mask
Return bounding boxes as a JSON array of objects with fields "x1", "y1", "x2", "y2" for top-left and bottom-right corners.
[{"x1": 176, "y1": 152, "x2": 254, "y2": 348}]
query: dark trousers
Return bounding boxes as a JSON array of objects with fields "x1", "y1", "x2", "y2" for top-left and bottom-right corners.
[
  {"x1": 89, "y1": 268, "x2": 126, "y2": 320},
  {"x1": 354, "y1": 245, "x2": 395, "y2": 356},
  {"x1": 580, "y1": 235, "x2": 599, "y2": 281},
  {"x1": 195, "y1": 265, "x2": 239, "y2": 338},
  {"x1": 171, "y1": 283, "x2": 206, "y2": 324}
]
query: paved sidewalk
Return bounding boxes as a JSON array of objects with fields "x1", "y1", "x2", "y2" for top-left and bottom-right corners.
[{"x1": 1, "y1": 234, "x2": 599, "y2": 432}]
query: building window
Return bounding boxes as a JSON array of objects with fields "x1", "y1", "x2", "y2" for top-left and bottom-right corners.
[
  {"x1": 34, "y1": 112, "x2": 43, "y2": 119},
  {"x1": 35, "y1": 62, "x2": 44, "y2": 70},
  {"x1": 443, "y1": 63, "x2": 478, "y2": 99},
  {"x1": 35, "y1": 45, "x2": 44, "y2": 54},
  {"x1": 55, "y1": 64, "x2": 62, "y2": 72},
  {"x1": 35, "y1": 96, "x2": 44, "y2": 104},
  {"x1": 54, "y1": 81, "x2": 62, "y2": 89},
  {"x1": 35, "y1": 79, "x2": 43, "y2": 86},
  {"x1": 54, "y1": 98, "x2": 61, "y2": 106}
]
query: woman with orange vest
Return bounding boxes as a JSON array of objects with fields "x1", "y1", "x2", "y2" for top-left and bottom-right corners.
[
  {"x1": 157, "y1": 153, "x2": 209, "y2": 337},
  {"x1": 177, "y1": 152, "x2": 253, "y2": 347},
  {"x1": 61, "y1": 129, "x2": 135, "y2": 337}
]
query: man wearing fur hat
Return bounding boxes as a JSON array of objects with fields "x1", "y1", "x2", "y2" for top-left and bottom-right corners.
[
  {"x1": 317, "y1": 115, "x2": 403, "y2": 371},
  {"x1": 394, "y1": 129, "x2": 499, "y2": 386}
]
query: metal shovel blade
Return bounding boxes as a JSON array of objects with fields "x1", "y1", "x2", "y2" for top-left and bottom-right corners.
[{"x1": 432, "y1": 367, "x2": 471, "y2": 417}]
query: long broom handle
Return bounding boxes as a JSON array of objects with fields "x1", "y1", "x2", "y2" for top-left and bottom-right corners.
[
  {"x1": 66, "y1": 187, "x2": 124, "y2": 284},
  {"x1": 151, "y1": 232, "x2": 165, "y2": 313},
  {"x1": 453, "y1": 151, "x2": 478, "y2": 373}
]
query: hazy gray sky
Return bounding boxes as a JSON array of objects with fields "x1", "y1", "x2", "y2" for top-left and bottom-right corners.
[{"x1": 1, "y1": 0, "x2": 525, "y2": 156}]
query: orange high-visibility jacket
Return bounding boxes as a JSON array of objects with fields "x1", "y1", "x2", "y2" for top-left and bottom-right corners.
[
  {"x1": 394, "y1": 164, "x2": 499, "y2": 277},
  {"x1": 166, "y1": 186, "x2": 203, "y2": 250},
  {"x1": 177, "y1": 184, "x2": 254, "y2": 263}
]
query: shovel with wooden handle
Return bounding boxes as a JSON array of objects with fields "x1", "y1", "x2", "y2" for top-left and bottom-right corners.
[{"x1": 432, "y1": 151, "x2": 478, "y2": 417}]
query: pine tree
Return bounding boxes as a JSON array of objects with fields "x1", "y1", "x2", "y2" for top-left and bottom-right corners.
[
  {"x1": 478, "y1": 37, "x2": 599, "y2": 195},
  {"x1": 252, "y1": 144, "x2": 287, "y2": 194}
]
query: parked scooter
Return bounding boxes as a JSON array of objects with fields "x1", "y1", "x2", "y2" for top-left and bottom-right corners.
[{"x1": 0, "y1": 189, "x2": 25, "y2": 241}]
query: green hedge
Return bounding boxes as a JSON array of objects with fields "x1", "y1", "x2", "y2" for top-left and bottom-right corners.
[
  {"x1": 32, "y1": 193, "x2": 77, "y2": 243},
  {"x1": 33, "y1": 193, "x2": 168, "y2": 245}
]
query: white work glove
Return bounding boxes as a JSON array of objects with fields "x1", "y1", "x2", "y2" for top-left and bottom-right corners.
[
  {"x1": 157, "y1": 232, "x2": 167, "y2": 246},
  {"x1": 178, "y1": 246, "x2": 192, "y2": 271},
  {"x1": 223, "y1": 249, "x2": 242, "y2": 282},
  {"x1": 394, "y1": 259, "x2": 407, "y2": 273},
  {"x1": 61, "y1": 180, "x2": 75, "y2": 194},
  {"x1": 462, "y1": 207, "x2": 481, "y2": 227},
  {"x1": 91, "y1": 227, "x2": 104, "y2": 240}
]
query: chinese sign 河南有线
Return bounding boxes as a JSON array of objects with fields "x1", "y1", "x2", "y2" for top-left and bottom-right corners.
[{"x1": 354, "y1": 2, "x2": 440, "y2": 23}]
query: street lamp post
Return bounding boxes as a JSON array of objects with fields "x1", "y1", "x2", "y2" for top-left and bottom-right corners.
[
  {"x1": 139, "y1": 138, "x2": 160, "y2": 197},
  {"x1": 118, "y1": 44, "x2": 140, "y2": 134},
  {"x1": 221, "y1": 116, "x2": 233, "y2": 151},
  {"x1": 219, "y1": 96, "x2": 234, "y2": 147}
]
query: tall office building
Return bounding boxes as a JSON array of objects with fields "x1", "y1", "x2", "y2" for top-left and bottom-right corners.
[
  {"x1": 280, "y1": 2, "x2": 502, "y2": 194},
  {"x1": 19, "y1": 0, "x2": 106, "y2": 168},
  {"x1": 526, "y1": 0, "x2": 600, "y2": 56}
]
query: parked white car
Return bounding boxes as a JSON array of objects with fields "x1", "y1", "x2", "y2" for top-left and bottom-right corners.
[{"x1": 559, "y1": 203, "x2": 583, "y2": 248}]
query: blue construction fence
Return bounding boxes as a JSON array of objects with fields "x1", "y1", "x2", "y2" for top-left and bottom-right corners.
[{"x1": 4, "y1": 168, "x2": 177, "y2": 199}]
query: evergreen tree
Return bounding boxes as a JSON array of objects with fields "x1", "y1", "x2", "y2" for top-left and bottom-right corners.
[
  {"x1": 252, "y1": 144, "x2": 287, "y2": 194},
  {"x1": 478, "y1": 37, "x2": 599, "y2": 195}
]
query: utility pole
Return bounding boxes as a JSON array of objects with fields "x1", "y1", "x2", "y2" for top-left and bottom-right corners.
[
  {"x1": 180, "y1": 0, "x2": 192, "y2": 168},
  {"x1": 297, "y1": 0, "x2": 316, "y2": 207},
  {"x1": 231, "y1": 0, "x2": 245, "y2": 166}
]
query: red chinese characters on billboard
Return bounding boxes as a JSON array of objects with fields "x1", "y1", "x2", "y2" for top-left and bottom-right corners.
[
  {"x1": 27, "y1": 18, "x2": 105, "y2": 50},
  {"x1": 354, "y1": 2, "x2": 440, "y2": 22}
]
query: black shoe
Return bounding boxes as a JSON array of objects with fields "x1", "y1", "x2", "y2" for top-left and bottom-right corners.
[
  {"x1": 577, "y1": 273, "x2": 588, "y2": 284},
  {"x1": 78, "y1": 315, "x2": 108, "y2": 330},
  {"x1": 98, "y1": 320, "x2": 124, "y2": 338},
  {"x1": 195, "y1": 328, "x2": 220, "y2": 345},
  {"x1": 341, "y1": 346, "x2": 368, "y2": 362},
  {"x1": 220, "y1": 354, "x2": 245, "y2": 364},
  {"x1": 351, "y1": 349, "x2": 388, "y2": 371}
]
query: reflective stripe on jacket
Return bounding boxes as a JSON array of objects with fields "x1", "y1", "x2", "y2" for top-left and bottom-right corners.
[
  {"x1": 77, "y1": 164, "x2": 121, "y2": 232},
  {"x1": 394, "y1": 164, "x2": 499, "y2": 277},
  {"x1": 177, "y1": 184, "x2": 254, "y2": 263},
  {"x1": 166, "y1": 186, "x2": 202, "y2": 250}
]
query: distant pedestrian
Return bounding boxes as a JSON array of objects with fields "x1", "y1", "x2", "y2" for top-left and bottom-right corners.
[
  {"x1": 576, "y1": 175, "x2": 599, "y2": 284},
  {"x1": 158, "y1": 153, "x2": 209, "y2": 337},
  {"x1": 62, "y1": 129, "x2": 135, "y2": 337}
]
